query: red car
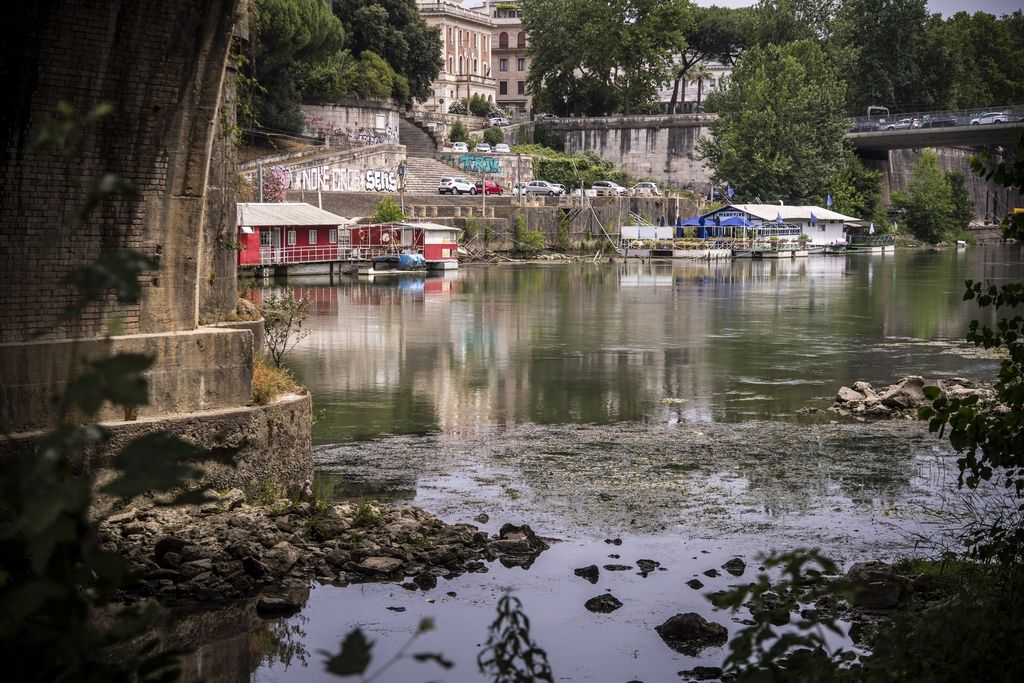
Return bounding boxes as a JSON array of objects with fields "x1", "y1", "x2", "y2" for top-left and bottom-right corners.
[{"x1": 472, "y1": 180, "x2": 503, "y2": 195}]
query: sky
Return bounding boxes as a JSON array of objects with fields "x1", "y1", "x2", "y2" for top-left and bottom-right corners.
[{"x1": 693, "y1": 1, "x2": 1020, "y2": 16}]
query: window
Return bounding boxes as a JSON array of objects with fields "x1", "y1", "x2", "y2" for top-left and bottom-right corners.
[
  {"x1": 517, "y1": 58, "x2": 525, "y2": 72},
  {"x1": 287, "y1": 230, "x2": 296, "y2": 246},
  {"x1": 308, "y1": 229, "x2": 318, "y2": 245},
  {"x1": 458, "y1": 30, "x2": 462, "y2": 44},
  {"x1": 517, "y1": 81, "x2": 525, "y2": 95},
  {"x1": 474, "y1": 58, "x2": 478, "y2": 74},
  {"x1": 260, "y1": 229, "x2": 272, "y2": 247},
  {"x1": 500, "y1": 81, "x2": 507, "y2": 95},
  {"x1": 328, "y1": 229, "x2": 337, "y2": 244},
  {"x1": 448, "y1": 56, "x2": 453, "y2": 74},
  {"x1": 499, "y1": 32, "x2": 508, "y2": 49},
  {"x1": 517, "y1": 32, "x2": 526, "y2": 48},
  {"x1": 499, "y1": 58, "x2": 507, "y2": 72}
]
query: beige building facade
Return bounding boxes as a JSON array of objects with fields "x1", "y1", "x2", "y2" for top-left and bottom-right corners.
[
  {"x1": 416, "y1": 0, "x2": 497, "y2": 112},
  {"x1": 484, "y1": 0, "x2": 532, "y2": 116}
]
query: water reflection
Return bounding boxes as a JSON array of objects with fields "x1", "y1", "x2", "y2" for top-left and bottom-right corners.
[{"x1": 273, "y1": 245, "x2": 1021, "y2": 444}]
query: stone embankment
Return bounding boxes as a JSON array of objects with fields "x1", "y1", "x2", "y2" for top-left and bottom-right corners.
[
  {"x1": 830, "y1": 375, "x2": 994, "y2": 419},
  {"x1": 100, "y1": 493, "x2": 548, "y2": 604}
]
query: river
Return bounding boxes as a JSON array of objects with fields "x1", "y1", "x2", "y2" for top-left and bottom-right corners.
[{"x1": 227, "y1": 246, "x2": 1019, "y2": 682}]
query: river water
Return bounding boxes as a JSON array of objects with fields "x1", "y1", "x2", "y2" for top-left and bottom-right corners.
[{"x1": 234, "y1": 246, "x2": 1020, "y2": 682}]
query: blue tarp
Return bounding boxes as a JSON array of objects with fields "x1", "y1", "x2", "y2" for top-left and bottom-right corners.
[{"x1": 719, "y1": 216, "x2": 753, "y2": 227}]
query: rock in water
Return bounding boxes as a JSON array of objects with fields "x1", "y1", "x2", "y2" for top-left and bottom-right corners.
[
  {"x1": 722, "y1": 557, "x2": 746, "y2": 577},
  {"x1": 357, "y1": 556, "x2": 404, "y2": 576},
  {"x1": 686, "y1": 578, "x2": 704, "y2": 590},
  {"x1": 574, "y1": 564, "x2": 600, "y2": 584},
  {"x1": 847, "y1": 561, "x2": 911, "y2": 611},
  {"x1": 256, "y1": 595, "x2": 302, "y2": 618},
  {"x1": 878, "y1": 376, "x2": 933, "y2": 409},
  {"x1": 585, "y1": 594, "x2": 623, "y2": 613},
  {"x1": 655, "y1": 613, "x2": 728, "y2": 655},
  {"x1": 835, "y1": 386, "x2": 864, "y2": 403}
]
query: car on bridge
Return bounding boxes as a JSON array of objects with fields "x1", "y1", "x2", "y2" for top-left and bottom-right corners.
[
  {"x1": 848, "y1": 121, "x2": 882, "y2": 133},
  {"x1": 473, "y1": 180, "x2": 503, "y2": 195},
  {"x1": 919, "y1": 115, "x2": 959, "y2": 128},
  {"x1": 489, "y1": 117, "x2": 511, "y2": 127},
  {"x1": 438, "y1": 177, "x2": 474, "y2": 195},
  {"x1": 536, "y1": 112, "x2": 559, "y2": 120},
  {"x1": 971, "y1": 111, "x2": 1009, "y2": 125},
  {"x1": 883, "y1": 118, "x2": 919, "y2": 130},
  {"x1": 523, "y1": 180, "x2": 564, "y2": 196}
]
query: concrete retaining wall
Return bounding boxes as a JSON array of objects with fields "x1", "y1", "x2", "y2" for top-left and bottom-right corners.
[
  {"x1": 301, "y1": 100, "x2": 401, "y2": 145},
  {"x1": 0, "y1": 327, "x2": 254, "y2": 433},
  {"x1": 244, "y1": 144, "x2": 406, "y2": 195}
]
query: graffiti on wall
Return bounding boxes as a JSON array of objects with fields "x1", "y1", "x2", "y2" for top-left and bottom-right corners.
[
  {"x1": 303, "y1": 116, "x2": 399, "y2": 146},
  {"x1": 283, "y1": 165, "x2": 399, "y2": 192},
  {"x1": 442, "y1": 154, "x2": 502, "y2": 174}
]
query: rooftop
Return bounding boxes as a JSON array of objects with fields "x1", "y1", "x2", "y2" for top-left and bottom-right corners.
[{"x1": 237, "y1": 202, "x2": 354, "y2": 227}]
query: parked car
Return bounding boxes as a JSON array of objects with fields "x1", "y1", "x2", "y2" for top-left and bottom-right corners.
[
  {"x1": 919, "y1": 115, "x2": 959, "y2": 128},
  {"x1": 438, "y1": 177, "x2": 474, "y2": 195},
  {"x1": 631, "y1": 181, "x2": 661, "y2": 196},
  {"x1": 473, "y1": 180, "x2": 503, "y2": 195},
  {"x1": 592, "y1": 180, "x2": 628, "y2": 196},
  {"x1": 493, "y1": 143, "x2": 511, "y2": 153},
  {"x1": 971, "y1": 111, "x2": 1008, "y2": 125},
  {"x1": 523, "y1": 180, "x2": 564, "y2": 196},
  {"x1": 510, "y1": 182, "x2": 527, "y2": 196},
  {"x1": 883, "y1": 118, "x2": 919, "y2": 130},
  {"x1": 552, "y1": 183, "x2": 566, "y2": 195},
  {"x1": 848, "y1": 120, "x2": 882, "y2": 133},
  {"x1": 536, "y1": 112, "x2": 559, "y2": 120},
  {"x1": 451, "y1": 141, "x2": 469, "y2": 153},
  {"x1": 474, "y1": 142, "x2": 492, "y2": 153},
  {"x1": 488, "y1": 117, "x2": 511, "y2": 127}
]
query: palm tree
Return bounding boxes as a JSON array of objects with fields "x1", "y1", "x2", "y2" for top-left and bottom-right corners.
[{"x1": 689, "y1": 63, "x2": 712, "y2": 111}]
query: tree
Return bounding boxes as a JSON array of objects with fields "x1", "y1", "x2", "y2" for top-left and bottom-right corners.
[
  {"x1": 332, "y1": 0, "x2": 443, "y2": 105},
  {"x1": 696, "y1": 40, "x2": 847, "y2": 204},
  {"x1": 828, "y1": 153, "x2": 886, "y2": 226},
  {"x1": 351, "y1": 50, "x2": 397, "y2": 100},
  {"x1": 943, "y1": 11, "x2": 1024, "y2": 109},
  {"x1": 370, "y1": 196, "x2": 405, "y2": 223},
  {"x1": 946, "y1": 170, "x2": 975, "y2": 233},
  {"x1": 469, "y1": 94, "x2": 491, "y2": 118},
  {"x1": 523, "y1": 0, "x2": 693, "y2": 116},
  {"x1": 483, "y1": 127, "x2": 505, "y2": 146},
  {"x1": 748, "y1": 0, "x2": 838, "y2": 47},
  {"x1": 666, "y1": 5, "x2": 750, "y2": 114},
  {"x1": 245, "y1": 0, "x2": 346, "y2": 133},
  {"x1": 831, "y1": 0, "x2": 954, "y2": 113},
  {"x1": 261, "y1": 289, "x2": 311, "y2": 367},
  {"x1": 449, "y1": 120, "x2": 469, "y2": 143},
  {"x1": 891, "y1": 150, "x2": 955, "y2": 243}
]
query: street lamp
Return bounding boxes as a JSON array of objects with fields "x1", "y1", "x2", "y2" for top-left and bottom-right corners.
[{"x1": 397, "y1": 160, "x2": 407, "y2": 217}]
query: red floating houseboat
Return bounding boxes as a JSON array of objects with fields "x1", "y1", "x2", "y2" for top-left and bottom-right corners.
[{"x1": 237, "y1": 203, "x2": 460, "y2": 274}]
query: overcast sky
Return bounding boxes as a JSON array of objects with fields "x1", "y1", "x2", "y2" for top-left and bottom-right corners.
[{"x1": 694, "y1": 1, "x2": 1020, "y2": 16}]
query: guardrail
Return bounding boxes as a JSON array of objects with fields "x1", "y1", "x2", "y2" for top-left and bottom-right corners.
[
  {"x1": 258, "y1": 244, "x2": 403, "y2": 266},
  {"x1": 848, "y1": 104, "x2": 1024, "y2": 131}
]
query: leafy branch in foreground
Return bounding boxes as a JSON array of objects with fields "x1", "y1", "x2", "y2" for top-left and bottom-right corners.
[
  {"x1": 710, "y1": 549, "x2": 855, "y2": 682},
  {"x1": 477, "y1": 593, "x2": 554, "y2": 683},
  {"x1": 0, "y1": 102, "x2": 234, "y2": 680},
  {"x1": 921, "y1": 134, "x2": 1024, "y2": 564},
  {"x1": 322, "y1": 617, "x2": 452, "y2": 681}
]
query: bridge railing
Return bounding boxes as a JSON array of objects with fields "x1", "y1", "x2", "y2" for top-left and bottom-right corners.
[{"x1": 848, "y1": 104, "x2": 1024, "y2": 130}]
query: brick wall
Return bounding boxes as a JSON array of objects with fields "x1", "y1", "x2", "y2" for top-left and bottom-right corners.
[{"x1": 0, "y1": 0, "x2": 239, "y2": 343}]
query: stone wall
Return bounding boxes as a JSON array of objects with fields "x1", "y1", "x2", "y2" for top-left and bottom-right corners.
[
  {"x1": 244, "y1": 144, "x2": 406, "y2": 194},
  {"x1": 0, "y1": 0, "x2": 240, "y2": 342},
  {"x1": 512, "y1": 115, "x2": 715, "y2": 188},
  {"x1": 301, "y1": 99, "x2": 401, "y2": 147}
]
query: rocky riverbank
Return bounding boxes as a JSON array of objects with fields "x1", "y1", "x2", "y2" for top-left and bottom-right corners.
[
  {"x1": 100, "y1": 492, "x2": 549, "y2": 606},
  {"x1": 830, "y1": 375, "x2": 995, "y2": 419}
]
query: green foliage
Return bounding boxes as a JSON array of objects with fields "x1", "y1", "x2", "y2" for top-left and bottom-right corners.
[
  {"x1": 351, "y1": 502, "x2": 385, "y2": 528},
  {"x1": 697, "y1": 40, "x2": 847, "y2": 203},
  {"x1": 468, "y1": 93, "x2": 491, "y2": 118},
  {"x1": 523, "y1": 0, "x2": 693, "y2": 115},
  {"x1": 515, "y1": 125, "x2": 529, "y2": 146},
  {"x1": 352, "y1": 50, "x2": 396, "y2": 101},
  {"x1": 828, "y1": 153, "x2": 886, "y2": 226},
  {"x1": 462, "y1": 216, "x2": 481, "y2": 242},
  {"x1": 448, "y1": 99, "x2": 468, "y2": 115},
  {"x1": 260, "y1": 288, "x2": 312, "y2": 367},
  {"x1": 666, "y1": 5, "x2": 750, "y2": 112},
  {"x1": 332, "y1": 0, "x2": 443, "y2": 105},
  {"x1": 556, "y1": 212, "x2": 572, "y2": 252},
  {"x1": 532, "y1": 124, "x2": 564, "y2": 152},
  {"x1": 512, "y1": 211, "x2": 545, "y2": 253},
  {"x1": 370, "y1": 196, "x2": 405, "y2": 223},
  {"x1": 919, "y1": 136, "x2": 1024, "y2": 563},
  {"x1": 946, "y1": 170, "x2": 975, "y2": 233},
  {"x1": 253, "y1": 356, "x2": 300, "y2": 405},
  {"x1": 891, "y1": 150, "x2": 955, "y2": 243},
  {"x1": 483, "y1": 126, "x2": 505, "y2": 147},
  {"x1": 711, "y1": 549, "x2": 853, "y2": 681},
  {"x1": 513, "y1": 145, "x2": 628, "y2": 189},
  {"x1": 943, "y1": 10, "x2": 1024, "y2": 110},
  {"x1": 448, "y1": 120, "x2": 469, "y2": 143},
  {"x1": 256, "y1": 478, "x2": 283, "y2": 506},
  {"x1": 477, "y1": 594, "x2": 554, "y2": 682},
  {"x1": 247, "y1": 0, "x2": 346, "y2": 133}
]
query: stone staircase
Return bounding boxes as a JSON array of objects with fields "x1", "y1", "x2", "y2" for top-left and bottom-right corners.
[
  {"x1": 402, "y1": 156, "x2": 477, "y2": 195},
  {"x1": 399, "y1": 115, "x2": 443, "y2": 157}
]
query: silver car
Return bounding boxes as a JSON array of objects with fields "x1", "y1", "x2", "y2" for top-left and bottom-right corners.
[
  {"x1": 971, "y1": 111, "x2": 1008, "y2": 125},
  {"x1": 523, "y1": 180, "x2": 563, "y2": 196}
]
